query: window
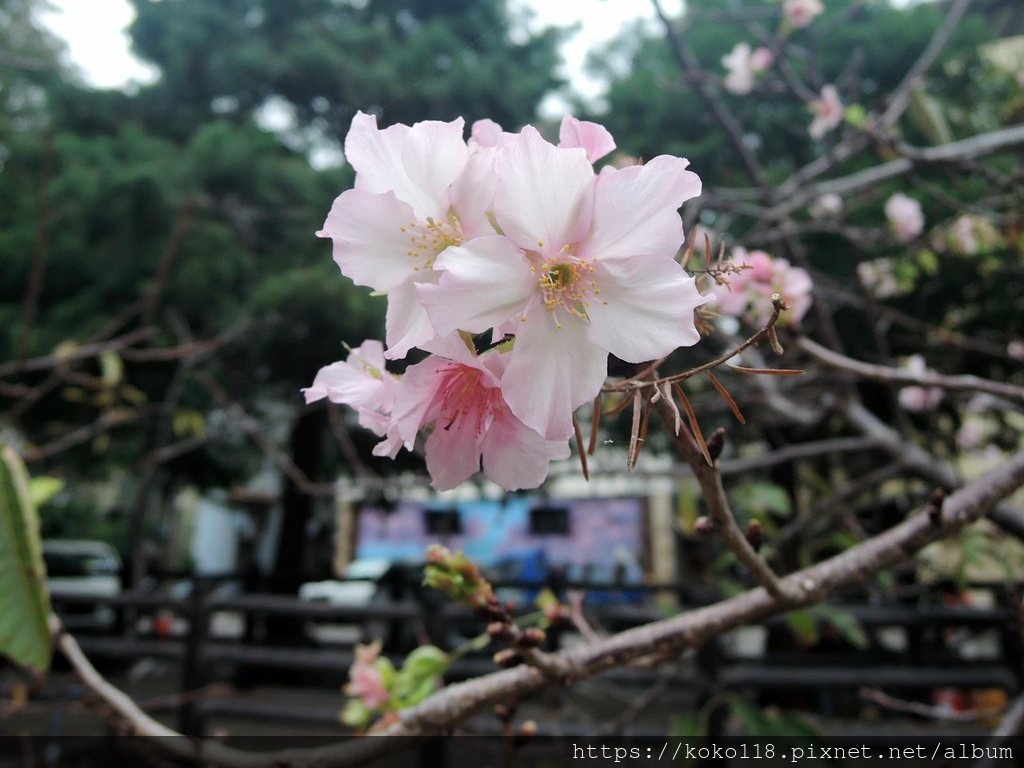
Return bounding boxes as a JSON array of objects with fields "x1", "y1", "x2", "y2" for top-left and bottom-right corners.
[
  {"x1": 529, "y1": 506, "x2": 570, "y2": 535},
  {"x1": 424, "y1": 508, "x2": 462, "y2": 535}
]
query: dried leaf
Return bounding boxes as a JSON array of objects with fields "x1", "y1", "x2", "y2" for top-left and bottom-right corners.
[
  {"x1": 707, "y1": 371, "x2": 746, "y2": 424},
  {"x1": 572, "y1": 414, "x2": 589, "y2": 482},
  {"x1": 673, "y1": 383, "x2": 712, "y2": 466}
]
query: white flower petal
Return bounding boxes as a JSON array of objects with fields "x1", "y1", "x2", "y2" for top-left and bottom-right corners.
[
  {"x1": 493, "y1": 126, "x2": 595, "y2": 255},
  {"x1": 586, "y1": 155, "x2": 701, "y2": 263},
  {"x1": 318, "y1": 189, "x2": 421, "y2": 292},
  {"x1": 501, "y1": 307, "x2": 608, "y2": 441},
  {"x1": 587, "y1": 257, "x2": 710, "y2": 362},
  {"x1": 419, "y1": 236, "x2": 536, "y2": 336},
  {"x1": 384, "y1": 279, "x2": 437, "y2": 359}
]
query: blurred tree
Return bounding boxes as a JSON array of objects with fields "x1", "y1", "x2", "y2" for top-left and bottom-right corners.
[
  {"x1": 1, "y1": 0, "x2": 565, "y2": 591},
  {"x1": 127, "y1": 0, "x2": 564, "y2": 142}
]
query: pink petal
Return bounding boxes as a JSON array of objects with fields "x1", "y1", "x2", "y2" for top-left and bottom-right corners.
[
  {"x1": 384, "y1": 279, "x2": 437, "y2": 359},
  {"x1": 470, "y1": 119, "x2": 509, "y2": 148},
  {"x1": 419, "y1": 236, "x2": 536, "y2": 337},
  {"x1": 493, "y1": 126, "x2": 594, "y2": 256},
  {"x1": 318, "y1": 189, "x2": 421, "y2": 292},
  {"x1": 424, "y1": 414, "x2": 486, "y2": 490},
  {"x1": 481, "y1": 409, "x2": 570, "y2": 491},
  {"x1": 558, "y1": 116, "x2": 616, "y2": 163},
  {"x1": 586, "y1": 257, "x2": 710, "y2": 362},
  {"x1": 449, "y1": 150, "x2": 500, "y2": 238},
  {"x1": 398, "y1": 118, "x2": 469, "y2": 216},
  {"x1": 500, "y1": 307, "x2": 608, "y2": 441},
  {"x1": 344, "y1": 111, "x2": 467, "y2": 221},
  {"x1": 585, "y1": 155, "x2": 701, "y2": 263},
  {"x1": 345, "y1": 112, "x2": 411, "y2": 192}
]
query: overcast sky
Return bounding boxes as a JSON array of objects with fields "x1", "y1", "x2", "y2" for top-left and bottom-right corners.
[{"x1": 39, "y1": 0, "x2": 684, "y2": 108}]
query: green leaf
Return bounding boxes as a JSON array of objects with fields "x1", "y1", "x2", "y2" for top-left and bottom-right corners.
[
  {"x1": 99, "y1": 350, "x2": 124, "y2": 387},
  {"x1": 0, "y1": 445, "x2": 53, "y2": 673},
  {"x1": 28, "y1": 477, "x2": 64, "y2": 508},
  {"x1": 732, "y1": 481, "x2": 792, "y2": 520},
  {"x1": 391, "y1": 645, "x2": 449, "y2": 708},
  {"x1": 814, "y1": 604, "x2": 869, "y2": 650},
  {"x1": 844, "y1": 103, "x2": 868, "y2": 128},
  {"x1": 340, "y1": 698, "x2": 372, "y2": 730},
  {"x1": 785, "y1": 609, "x2": 820, "y2": 647}
]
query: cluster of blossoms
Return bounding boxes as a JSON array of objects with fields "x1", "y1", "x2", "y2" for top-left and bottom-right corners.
[
  {"x1": 305, "y1": 112, "x2": 711, "y2": 491},
  {"x1": 809, "y1": 85, "x2": 844, "y2": 139},
  {"x1": 784, "y1": 0, "x2": 825, "y2": 28},
  {"x1": 885, "y1": 193, "x2": 925, "y2": 244},
  {"x1": 939, "y1": 213, "x2": 1002, "y2": 256},
  {"x1": 722, "y1": 42, "x2": 774, "y2": 95},
  {"x1": 857, "y1": 258, "x2": 902, "y2": 300},
  {"x1": 714, "y1": 247, "x2": 813, "y2": 328}
]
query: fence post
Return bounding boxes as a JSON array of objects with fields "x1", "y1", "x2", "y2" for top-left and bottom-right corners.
[{"x1": 178, "y1": 577, "x2": 210, "y2": 736}]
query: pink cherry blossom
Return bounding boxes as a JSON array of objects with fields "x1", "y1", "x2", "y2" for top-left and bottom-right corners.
[
  {"x1": 857, "y1": 259, "x2": 900, "y2": 299},
  {"x1": 319, "y1": 112, "x2": 494, "y2": 359},
  {"x1": 715, "y1": 248, "x2": 813, "y2": 327},
  {"x1": 885, "y1": 193, "x2": 925, "y2": 244},
  {"x1": 784, "y1": 0, "x2": 824, "y2": 28},
  {"x1": 302, "y1": 340, "x2": 396, "y2": 434},
  {"x1": 950, "y1": 214, "x2": 980, "y2": 255},
  {"x1": 898, "y1": 355, "x2": 944, "y2": 412},
  {"x1": 809, "y1": 85, "x2": 844, "y2": 139},
  {"x1": 377, "y1": 334, "x2": 569, "y2": 491},
  {"x1": 345, "y1": 641, "x2": 389, "y2": 710},
  {"x1": 722, "y1": 43, "x2": 773, "y2": 95},
  {"x1": 418, "y1": 126, "x2": 709, "y2": 440}
]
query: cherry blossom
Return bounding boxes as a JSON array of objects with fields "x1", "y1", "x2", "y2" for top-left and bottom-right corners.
[
  {"x1": 897, "y1": 355, "x2": 944, "y2": 412},
  {"x1": 319, "y1": 112, "x2": 489, "y2": 359},
  {"x1": 345, "y1": 641, "x2": 390, "y2": 710},
  {"x1": 722, "y1": 42, "x2": 773, "y2": 95},
  {"x1": 302, "y1": 340, "x2": 396, "y2": 435},
  {"x1": 715, "y1": 248, "x2": 813, "y2": 327},
  {"x1": 784, "y1": 0, "x2": 824, "y2": 28},
  {"x1": 377, "y1": 334, "x2": 569, "y2": 491},
  {"x1": 810, "y1": 193, "x2": 843, "y2": 219},
  {"x1": 885, "y1": 193, "x2": 925, "y2": 244},
  {"x1": 418, "y1": 126, "x2": 709, "y2": 440},
  {"x1": 857, "y1": 258, "x2": 901, "y2": 299},
  {"x1": 809, "y1": 85, "x2": 844, "y2": 139}
]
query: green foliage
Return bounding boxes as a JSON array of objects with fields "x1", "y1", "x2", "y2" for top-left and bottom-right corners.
[
  {"x1": 0, "y1": 445, "x2": 52, "y2": 673},
  {"x1": 127, "y1": 0, "x2": 564, "y2": 139}
]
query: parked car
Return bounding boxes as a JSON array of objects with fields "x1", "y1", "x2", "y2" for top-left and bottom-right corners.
[
  {"x1": 299, "y1": 558, "x2": 465, "y2": 650},
  {"x1": 44, "y1": 540, "x2": 122, "y2": 630}
]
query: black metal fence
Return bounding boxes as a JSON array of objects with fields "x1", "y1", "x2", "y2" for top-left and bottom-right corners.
[{"x1": 48, "y1": 579, "x2": 1023, "y2": 737}]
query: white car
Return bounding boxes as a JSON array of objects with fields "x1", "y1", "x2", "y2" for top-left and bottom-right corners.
[
  {"x1": 298, "y1": 558, "x2": 403, "y2": 645},
  {"x1": 43, "y1": 540, "x2": 122, "y2": 630}
]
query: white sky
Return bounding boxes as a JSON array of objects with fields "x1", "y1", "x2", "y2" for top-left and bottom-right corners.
[{"x1": 39, "y1": 0, "x2": 684, "y2": 106}]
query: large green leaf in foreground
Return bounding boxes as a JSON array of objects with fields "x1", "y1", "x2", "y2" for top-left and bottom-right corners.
[{"x1": 0, "y1": 444, "x2": 52, "y2": 673}]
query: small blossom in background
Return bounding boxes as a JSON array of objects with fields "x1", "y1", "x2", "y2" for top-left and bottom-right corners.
[
  {"x1": 714, "y1": 248, "x2": 813, "y2": 327},
  {"x1": 810, "y1": 192, "x2": 843, "y2": 219},
  {"x1": 784, "y1": 0, "x2": 825, "y2": 29},
  {"x1": 857, "y1": 258, "x2": 901, "y2": 299},
  {"x1": 722, "y1": 42, "x2": 773, "y2": 95},
  {"x1": 885, "y1": 193, "x2": 925, "y2": 244},
  {"x1": 897, "y1": 355, "x2": 944, "y2": 412},
  {"x1": 1008, "y1": 340, "x2": 1024, "y2": 361},
  {"x1": 345, "y1": 641, "x2": 390, "y2": 710},
  {"x1": 944, "y1": 213, "x2": 1001, "y2": 256},
  {"x1": 809, "y1": 85, "x2": 844, "y2": 139}
]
